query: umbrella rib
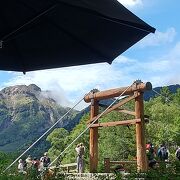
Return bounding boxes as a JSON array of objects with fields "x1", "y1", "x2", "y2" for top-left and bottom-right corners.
[
  {"x1": 0, "y1": 8, "x2": 27, "y2": 72},
  {"x1": 58, "y1": 1, "x2": 155, "y2": 33},
  {"x1": 1, "y1": 4, "x2": 58, "y2": 42},
  {"x1": 2, "y1": 1, "x2": 111, "y2": 61},
  {"x1": 9, "y1": 0, "x2": 111, "y2": 62},
  {"x1": 1, "y1": 1, "x2": 155, "y2": 43}
]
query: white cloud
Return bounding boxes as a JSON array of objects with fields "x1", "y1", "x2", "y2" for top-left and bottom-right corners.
[
  {"x1": 137, "y1": 27, "x2": 176, "y2": 47},
  {"x1": 3, "y1": 41, "x2": 180, "y2": 110},
  {"x1": 113, "y1": 41, "x2": 180, "y2": 87},
  {"x1": 117, "y1": 0, "x2": 143, "y2": 7},
  {"x1": 3, "y1": 63, "x2": 125, "y2": 109}
]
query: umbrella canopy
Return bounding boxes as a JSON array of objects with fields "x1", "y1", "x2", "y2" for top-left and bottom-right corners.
[{"x1": 0, "y1": 0, "x2": 155, "y2": 73}]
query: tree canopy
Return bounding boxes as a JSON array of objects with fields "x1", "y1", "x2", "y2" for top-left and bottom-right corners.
[{"x1": 46, "y1": 87, "x2": 180, "y2": 171}]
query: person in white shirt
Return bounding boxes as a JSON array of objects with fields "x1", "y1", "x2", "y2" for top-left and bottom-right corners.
[
  {"x1": 75, "y1": 143, "x2": 85, "y2": 173},
  {"x1": 25, "y1": 155, "x2": 32, "y2": 169},
  {"x1": 18, "y1": 159, "x2": 26, "y2": 174}
]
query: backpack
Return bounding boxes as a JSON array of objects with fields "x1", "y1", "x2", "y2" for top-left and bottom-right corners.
[
  {"x1": 43, "y1": 157, "x2": 50, "y2": 167},
  {"x1": 157, "y1": 148, "x2": 162, "y2": 157},
  {"x1": 78, "y1": 146, "x2": 85, "y2": 157},
  {"x1": 176, "y1": 149, "x2": 180, "y2": 160},
  {"x1": 149, "y1": 147, "x2": 155, "y2": 160},
  {"x1": 161, "y1": 148, "x2": 168, "y2": 160},
  {"x1": 32, "y1": 160, "x2": 39, "y2": 170},
  {"x1": 23, "y1": 161, "x2": 27, "y2": 168}
]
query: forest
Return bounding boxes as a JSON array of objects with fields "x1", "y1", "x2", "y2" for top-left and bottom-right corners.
[
  {"x1": 0, "y1": 87, "x2": 180, "y2": 179},
  {"x1": 46, "y1": 87, "x2": 179, "y2": 163}
]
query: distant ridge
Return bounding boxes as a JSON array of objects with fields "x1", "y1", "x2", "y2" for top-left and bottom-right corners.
[{"x1": 144, "y1": 84, "x2": 180, "y2": 101}]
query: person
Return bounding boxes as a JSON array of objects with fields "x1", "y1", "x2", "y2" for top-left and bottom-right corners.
[
  {"x1": 25, "y1": 155, "x2": 32, "y2": 169},
  {"x1": 146, "y1": 143, "x2": 151, "y2": 150},
  {"x1": 42, "y1": 152, "x2": 51, "y2": 168},
  {"x1": 38, "y1": 157, "x2": 46, "y2": 177},
  {"x1": 75, "y1": 143, "x2": 85, "y2": 173},
  {"x1": 157, "y1": 144, "x2": 169, "y2": 161},
  {"x1": 175, "y1": 146, "x2": 180, "y2": 161},
  {"x1": 39, "y1": 157, "x2": 45, "y2": 172},
  {"x1": 18, "y1": 159, "x2": 27, "y2": 174},
  {"x1": 32, "y1": 157, "x2": 40, "y2": 172},
  {"x1": 146, "y1": 143, "x2": 156, "y2": 168}
]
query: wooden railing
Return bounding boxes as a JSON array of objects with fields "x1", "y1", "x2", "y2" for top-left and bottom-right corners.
[
  {"x1": 59, "y1": 162, "x2": 77, "y2": 173},
  {"x1": 104, "y1": 158, "x2": 136, "y2": 173},
  {"x1": 104, "y1": 158, "x2": 172, "y2": 173}
]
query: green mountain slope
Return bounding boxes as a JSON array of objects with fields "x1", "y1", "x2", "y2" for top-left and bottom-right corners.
[{"x1": 0, "y1": 84, "x2": 78, "y2": 153}]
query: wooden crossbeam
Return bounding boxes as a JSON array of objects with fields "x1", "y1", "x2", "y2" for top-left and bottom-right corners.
[
  {"x1": 87, "y1": 94, "x2": 138, "y2": 124},
  {"x1": 84, "y1": 82, "x2": 152, "y2": 102},
  {"x1": 90, "y1": 119, "x2": 141, "y2": 128},
  {"x1": 116, "y1": 109, "x2": 136, "y2": 116},
  {"x1": 110, "y1": 161, "x2": 136, "y2": 165}
]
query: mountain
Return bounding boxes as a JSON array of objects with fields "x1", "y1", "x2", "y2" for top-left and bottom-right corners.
[
  {"x1": 0, "y1": 83, "x2": 179, "y2": 155},
  {"x1": 144, "y1": 84, "x2": 180, "y2": 101},
  {"x1": 0, "y1": 84, "x2": 78, "y2": 154}
]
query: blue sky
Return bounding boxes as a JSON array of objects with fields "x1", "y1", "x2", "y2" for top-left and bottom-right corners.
[{"x1": 0, "y1": 0, "x2": 180, "y2": 109}]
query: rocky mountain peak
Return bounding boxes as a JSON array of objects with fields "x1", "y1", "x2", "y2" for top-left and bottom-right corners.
[
  {"x1": 0, "y1": 84, "x2": 41, "y2": 97},
  {"x1": 0, "y1": 84, "x2": 78, "y2": 153}
]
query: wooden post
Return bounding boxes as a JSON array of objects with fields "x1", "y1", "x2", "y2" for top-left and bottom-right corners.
[
  {"x1": 135, "y1": 92, "x2": 148, "y2": 172},
  {"x1": 67, "y1": 166, "x2": 69, "y2": 173},
  {"x1": 89, "y1": 99, "x2": 99, "y2": 173},
  {"x1": 104, "y1": 158, "x2": 110, "y2": 173}
]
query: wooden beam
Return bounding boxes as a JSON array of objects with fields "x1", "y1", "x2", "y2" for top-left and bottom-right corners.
[
  {"x1": 90, "y1": 119, "x2": 141, "y2": 128},
  {"x1": 116, "y1": 109, "x2": 136, "y2": 116},
  {"x1": 110, "y1": 161, "x2": 136, "y2": 165},
  {"x1": 104, "y1": 158, "x2": 110, "y2": 173},
  {"x1": 84, "y1": 82, "x2": 152, "y2": 102},
  {"x1": 87, "y1": 95, "x2": 137, "y2": 124}
]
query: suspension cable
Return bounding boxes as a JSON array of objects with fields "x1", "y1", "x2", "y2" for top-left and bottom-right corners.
[
  {"x1": 152, "y1": 89, "x2": 171, "y2": 102},
  {"x1": 49, "y1": 83, "x2": 133, "y2": 167},
  {"x1": 153, "y1": 89, "x2": 180, "y2": 110},
  {"x1": 3, "y1": 91, "x2": 90, "y2": 172}
]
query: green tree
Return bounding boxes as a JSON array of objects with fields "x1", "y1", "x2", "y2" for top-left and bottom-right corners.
[{"x1": 47, "y1": 128, "x2": 69, "y2": 160}]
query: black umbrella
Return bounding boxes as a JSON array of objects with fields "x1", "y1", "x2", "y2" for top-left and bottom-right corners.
[{"x1": 0, "y1": 0, "x2": 155, "y2": 73}]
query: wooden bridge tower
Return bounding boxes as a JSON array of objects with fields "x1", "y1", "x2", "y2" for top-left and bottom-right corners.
[{"x1": 84, "y1": 81, "x2": 152, "y2": 173}]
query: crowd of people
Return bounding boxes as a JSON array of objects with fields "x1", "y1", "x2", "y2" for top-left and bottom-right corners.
[
  {"x1": 18, "y1": 143, "x2": 86, "y2": 175},
  {"x1": 146, "y1": 143, "x2": 180, "y2": 168},
  {"x1": 17, "y1": 142, "x2": 179, "y2": 174},
  {"x1": 18, "y1": 152, "x2": 51, "y2": 176}
]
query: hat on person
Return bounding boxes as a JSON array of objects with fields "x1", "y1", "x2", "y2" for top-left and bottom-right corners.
[
  {"x1": 18, "y1": 159, "x2": 23, "y2": 163},
  {"x1": 40, "y1": 157, "x2": 44, "y2": 162}
]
